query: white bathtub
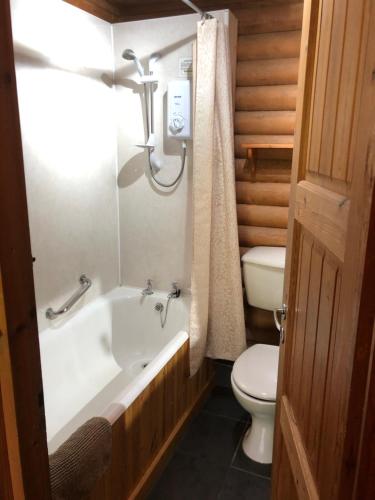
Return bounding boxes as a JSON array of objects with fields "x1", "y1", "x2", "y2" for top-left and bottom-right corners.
[{"x1": 39, "y1": 286, "x2": 189, "y2": 453}]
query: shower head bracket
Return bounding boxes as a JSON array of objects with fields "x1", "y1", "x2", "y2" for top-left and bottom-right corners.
[{"x1": 140, "y1": 75, "x2": 158, "y2": 84}]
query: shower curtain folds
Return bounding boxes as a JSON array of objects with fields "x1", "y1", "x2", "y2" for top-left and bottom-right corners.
[{"x1": 189, "y1": 19, "x2": 246, "y2": 376}]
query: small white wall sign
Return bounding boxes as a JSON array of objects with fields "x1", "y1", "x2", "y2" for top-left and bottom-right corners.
[{"x1": 179, "y1": 57, "x2": 193, "y2": 78}]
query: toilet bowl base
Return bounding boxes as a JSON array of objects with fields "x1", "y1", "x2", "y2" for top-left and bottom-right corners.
[{"x1": 242, "y1": 415, "x2": 274, "y2": 464}]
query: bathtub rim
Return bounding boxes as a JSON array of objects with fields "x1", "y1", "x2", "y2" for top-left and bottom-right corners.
[{"x1": 102, "y1": 329, "x2": 189, "y2": 426}]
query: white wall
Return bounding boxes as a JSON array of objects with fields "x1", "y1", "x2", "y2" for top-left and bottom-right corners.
[
  {"x1": 11, "y1": 0, "x2": 119, "y2": 331},
  {"x1": 113, "y1": 11, "x2": 232, "y2": 292}
]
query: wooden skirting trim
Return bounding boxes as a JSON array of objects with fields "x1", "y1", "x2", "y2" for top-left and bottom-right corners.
[
  {"x1": 295, "y1": 180, "x2": 349, "y2": 262},
  {"x1": 237, "y1": 31, "x2": 302, "y2": 61},
  {"x1": 280, "y1": 396, "x2": 319, "y2": 500},
  {"x1": 129, "y1": 372, "x2": 215, "y2": 500},
  {"x1": 237, "y1": 58, "x2": 299, "y2": 87}
]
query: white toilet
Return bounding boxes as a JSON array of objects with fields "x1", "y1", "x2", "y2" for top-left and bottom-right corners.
[{"x1": 231, "y1": 246, "x2": 286, "y2": 464}]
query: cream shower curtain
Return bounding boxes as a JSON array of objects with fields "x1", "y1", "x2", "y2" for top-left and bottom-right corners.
[{"x1": 189, "y1": 18, "x2": 246, "y2": 376}]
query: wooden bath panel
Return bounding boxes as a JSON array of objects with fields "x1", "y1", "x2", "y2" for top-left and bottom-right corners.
[{"x1": 89, "y1": 342, "x2": 215, "y2": 500}]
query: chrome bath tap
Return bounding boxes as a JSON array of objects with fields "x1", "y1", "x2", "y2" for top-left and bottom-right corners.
[
  {"x1": 142, "y1": 279, "x2": 154, "y2": 296},
  {"x1": 168, "y1": 282, "x2": 181, "y2": 299}
]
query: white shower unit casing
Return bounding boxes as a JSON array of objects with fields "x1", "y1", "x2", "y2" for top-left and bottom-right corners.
[{"x1": 167, "y1": 80, "x2": 191, "y2": 139}]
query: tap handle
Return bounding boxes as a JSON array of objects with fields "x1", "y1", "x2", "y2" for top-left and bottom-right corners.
[
  {"x1": 171, "y1": 281, "x2": 181, "y2": 297},
  {"x1": 146, "y1": 279, "x2": 153, "y2": 288}
]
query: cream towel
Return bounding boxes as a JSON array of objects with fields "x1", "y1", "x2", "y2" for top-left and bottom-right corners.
[{"x1": 189, "y1": 19, "x2": 246, "y2": 375}]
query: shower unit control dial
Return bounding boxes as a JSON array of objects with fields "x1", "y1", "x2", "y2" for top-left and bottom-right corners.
[
  {"x1": 170, "y1": 115, "x2": 185, "y2": 133},
  {"x1": 167, "y1": 80, "x2": 191, "y2": 140}
]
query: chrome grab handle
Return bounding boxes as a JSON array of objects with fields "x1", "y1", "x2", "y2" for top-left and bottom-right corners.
[
  {"x1": 273, "y1": 308, "x2": 282, "y2": 332},
  {"x1": 46, "y1": 274, "x2": 92, "y2": 320},
  {"x1": 274, "y1": 304, "x2": 288, "y2": 344}
]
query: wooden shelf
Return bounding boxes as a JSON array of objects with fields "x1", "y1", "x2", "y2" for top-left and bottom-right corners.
[
  {"x1": 241, "y1": 143, "x2": 294, "y2": 181},
  {"x1": 241, "y1": 143, "x2": 294, "y2": 149}
]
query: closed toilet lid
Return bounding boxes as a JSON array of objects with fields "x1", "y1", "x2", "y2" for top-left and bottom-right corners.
[{"x1": 232, "y1": 344, "x2": 279, "y2": 401}]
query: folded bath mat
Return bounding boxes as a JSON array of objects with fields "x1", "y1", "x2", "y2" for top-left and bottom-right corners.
[{"x1": 49, "y1": 417, "x2": 112, "y2": 500}]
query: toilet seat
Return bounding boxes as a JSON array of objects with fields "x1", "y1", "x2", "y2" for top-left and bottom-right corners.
[{"x1": 232, "y1": 344, "x2": 279, "y2": 402}]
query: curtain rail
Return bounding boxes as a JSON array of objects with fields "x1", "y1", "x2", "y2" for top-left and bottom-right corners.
[{"x1": 180, "y1": 0, "x2": 213, "y2": 20}]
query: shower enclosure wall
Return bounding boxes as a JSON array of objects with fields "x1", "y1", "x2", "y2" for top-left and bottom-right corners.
[{"x1": 114, "y1": 10, "x2": 237, "y2": 292}]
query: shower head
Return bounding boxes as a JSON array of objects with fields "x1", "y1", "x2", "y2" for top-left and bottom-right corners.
[
  {"x1": 122, "y1": 48, "x2": 144, "y2": 77},
  {"x1": 122, "y1": 48, "x2": 136, "y2": 60}
]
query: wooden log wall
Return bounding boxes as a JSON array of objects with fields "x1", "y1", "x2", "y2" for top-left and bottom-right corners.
[{"x1": 232, "y1": 2, "x2": 303, "y2": 253}]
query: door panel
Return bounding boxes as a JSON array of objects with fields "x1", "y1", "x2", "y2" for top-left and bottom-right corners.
[
  {"x1": 287, "y1": 232, "x2": 342, "y2": 491},
  {"x1": 274, "y1": 438, "x2": 299, "y2": 500},
  {"x1": 308, "y1": 0, "x2": 359, "y2": 182},
  {"x1": 295, "y1": 181, "x2": 349, "y2": 261},
  {"x1": 306, "y1": 254, "x2": 339, "y2": 472},
  {"x1": 308, "y1": 0, "x2": 366, "y2": 187},
  {"x1": 272, "y1": 0, "x2": 375, "y2": 498}
]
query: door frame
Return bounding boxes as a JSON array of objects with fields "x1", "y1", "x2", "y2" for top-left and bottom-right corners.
[
  {"x1": 0, "y1": 0, "x2": 51, "y2": 498},
  {"x1": 272, "y1": 0, "x2": 375, "y2": 498}
]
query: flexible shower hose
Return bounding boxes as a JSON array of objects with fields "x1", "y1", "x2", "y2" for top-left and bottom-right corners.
[
  {"x1": 159, "y1": 296, "x2": 172, "y2": 328},
  {"x1": 147, "y1": 142, "x2": 187, "y2": 188}
]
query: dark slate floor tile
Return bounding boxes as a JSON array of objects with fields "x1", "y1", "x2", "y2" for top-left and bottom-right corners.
[
  {"x1": 218, "y1": 468, "x2": 271, "y2": 500},
  {"x1": 232, "y1": 443, "x2": 272, "y2": 478},
  {"x1": 148, "y1": 452, "x2": 227, "y2": 500},
  {"x1": 177, "y1": 412, "x2": 246, "y2": 466},
  {"x1": 203, "y1": 386, "x2": 248, "y2": 422},
  {"x1": 214, "y1": 361, "x2": 233, "y2": 389}
]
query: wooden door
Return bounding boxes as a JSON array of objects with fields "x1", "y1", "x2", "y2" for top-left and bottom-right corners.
[
  {"x1": 0, "y1": 0, "x2": 51, "y2": 498},
  {"x1": 272, "y1": 0, "x2": 375, "y2": 499}
]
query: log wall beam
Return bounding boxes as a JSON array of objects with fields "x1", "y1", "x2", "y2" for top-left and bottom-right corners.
[
  {"x1": 236, "y1": 182, "x2": 290, "y2": 207},
  {"x1": 235, "y1": 110, "x2": 296, "y2": 135},
  {"x1": 239, "y1": 226, "x2": 288, "y2": 247},
  {"x1": 237, "y1": 204, "x2": 289, "y2": 228},
  {"x1": 235, "y1": 159, "x2": 292, "y2": 183},
  {"x1": 237, "y1": 31, "x2": 302, "y2": 61},
  {"x1": 237, "y1": 58, "x2": 299, "y2": 87},
  {"x1": 236, "y1": 85, "x2": 298, "y2": 111}
]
